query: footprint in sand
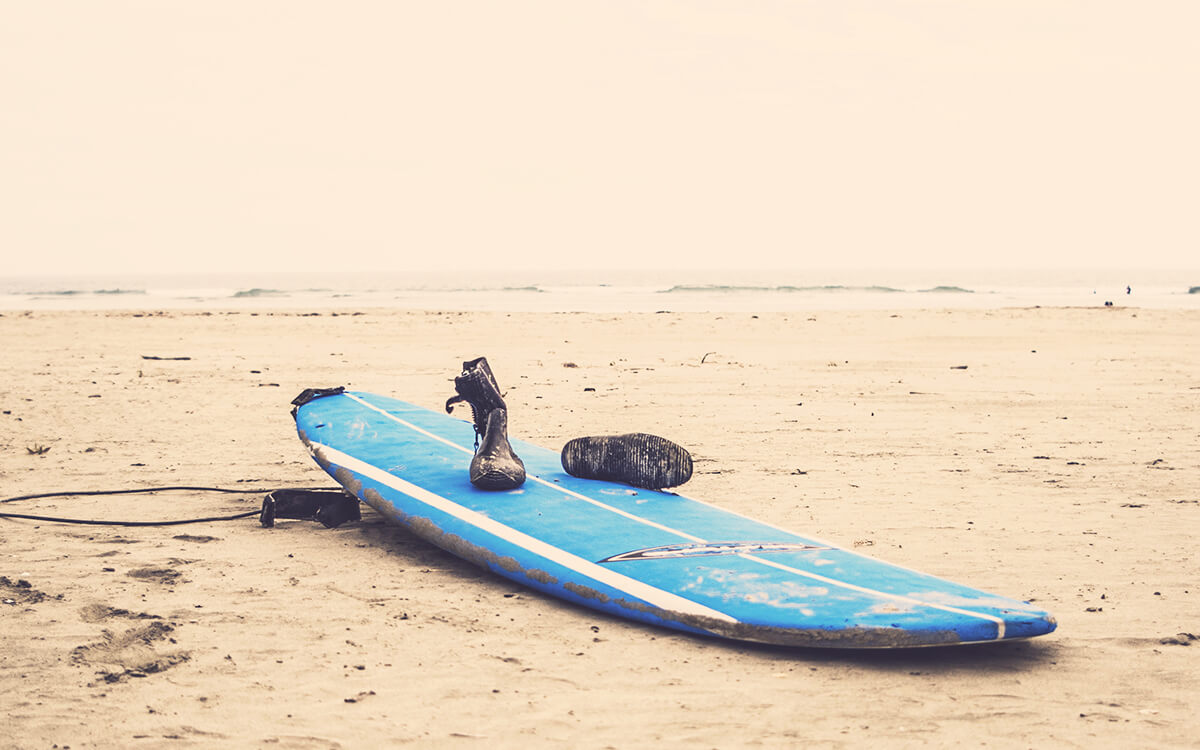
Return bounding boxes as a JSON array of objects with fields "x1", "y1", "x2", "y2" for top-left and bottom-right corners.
[
  {"x1": 79, "y1": 603, "x2": 162, "y2": 623},
  {"x1": 0, "y1": 576, "x2": 58, "y2": 605},
  {"x1": 126, "y1": 566, "x2": 183, "y2": 585},
  {"x1": 71, "y1": 621, "x2": 190, "y2": 684}
]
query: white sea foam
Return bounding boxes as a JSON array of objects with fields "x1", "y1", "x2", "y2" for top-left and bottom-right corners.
[{"x1": 0, "y1": 268, "x2": 1196, "y2": 312}]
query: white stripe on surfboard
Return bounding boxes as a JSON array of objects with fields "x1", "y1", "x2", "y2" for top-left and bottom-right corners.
[
  {"x1": 341, "y1": 392, "x2": 1006, "y2": 638},
  {"x1": 738, "y1": 555, "x2": 1006, "y2": 638},
  {"x1": 308, "y1": 441, "x2": 737, "y2": 625},
  {"x1": 684, "y1": 486, "x2": 1014, "y2": 637}
]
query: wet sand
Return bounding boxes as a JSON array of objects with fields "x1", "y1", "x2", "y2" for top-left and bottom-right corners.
[{"x1": 2, "y1": 307, "x2": 1198, "y2": 747}]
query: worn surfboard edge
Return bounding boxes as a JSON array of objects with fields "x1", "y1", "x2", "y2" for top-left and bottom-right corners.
[{"x1": 293, "y1": 391, "x2": 1057, "y2": 648}]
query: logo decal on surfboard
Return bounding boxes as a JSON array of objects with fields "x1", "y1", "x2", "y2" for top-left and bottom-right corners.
[{"x1": 598, "y1": 541, "x2": 830, "y2": 564}]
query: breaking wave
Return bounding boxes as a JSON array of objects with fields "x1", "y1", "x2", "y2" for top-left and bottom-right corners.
[
  {"x1": 662, "y1": 284, "x2": 906, "y2": 294},
  {"x1": 231, "y1": 288, "x2": 289, "y2": 298},
  {"x1": 918, "y1": 285, "x2": 975, "y2": 294},
  {"x1": 28, "y1": 288, "x2": 147, "y2": 296}
]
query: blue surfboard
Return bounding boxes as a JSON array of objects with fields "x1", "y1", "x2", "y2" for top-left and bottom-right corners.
[{"x1": 293, "y1": 390, "x2": 1056, "y2": 648}]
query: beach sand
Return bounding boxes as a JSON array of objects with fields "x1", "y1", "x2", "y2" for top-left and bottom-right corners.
[{"x1": 2, "y1": 306, "x2": 1197, "y2": 748}]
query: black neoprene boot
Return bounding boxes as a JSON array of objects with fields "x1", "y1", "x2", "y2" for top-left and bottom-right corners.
[
  {"x1": 446, "y1": 357, "x2": 525, "y2": 491},
  {"x1": 560, "y1": 433, "x2": 693, "y2": 489},
  {"x1": 470, "y1": 408, "x2": 526, "y2": 490},
  {"x1": 445, "y1": 357, "x2": 505, "y2": 435}
]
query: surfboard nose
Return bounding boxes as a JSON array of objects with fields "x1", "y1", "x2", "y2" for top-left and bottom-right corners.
[{"x1": 1001, "y1": 612, "x2": 1058, "y2": 640}]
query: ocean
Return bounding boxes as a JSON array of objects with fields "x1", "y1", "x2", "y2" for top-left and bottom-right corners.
[{"x1": 1, "y1": 268, "x2": 1197, "y2": 313}]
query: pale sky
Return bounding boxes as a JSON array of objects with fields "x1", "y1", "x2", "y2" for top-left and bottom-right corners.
[{"x1": 2, "y1": 1, "x2": 1197, "y2": 277}]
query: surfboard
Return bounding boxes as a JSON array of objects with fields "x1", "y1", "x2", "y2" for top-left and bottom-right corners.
[{"x1": 293, "y1": 390, "x2": 1056, "y2": 648}]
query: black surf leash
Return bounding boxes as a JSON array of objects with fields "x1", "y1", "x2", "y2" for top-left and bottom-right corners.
[{"x1": 0, "y1": 486, "x2": 360, "y2": 528}]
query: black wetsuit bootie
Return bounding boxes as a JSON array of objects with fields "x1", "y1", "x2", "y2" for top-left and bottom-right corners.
[
  {"x1": 446, "y1": 357, "x2": 525, "y2": 491},
  {"x1": 445, "y1": 357, "x2": 505, "y2": 435},
  {"x1": 470, "y1": 408, "x2": 526, "y2": 490},
  {"x1": 561, "y1": 433, "x2": 693, "y2": 489}
]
